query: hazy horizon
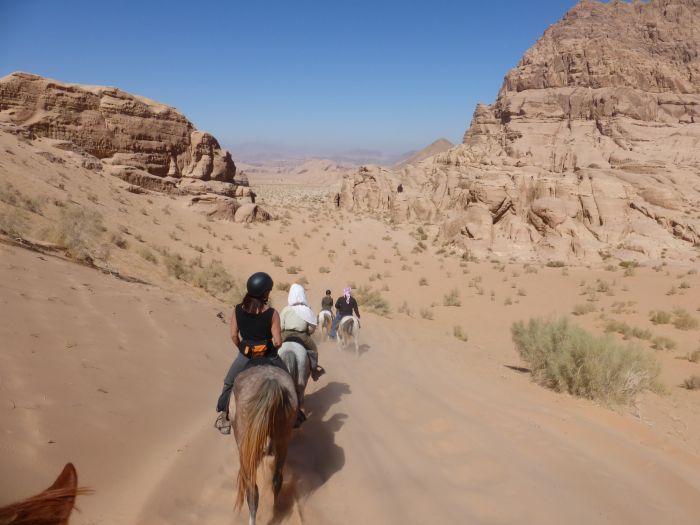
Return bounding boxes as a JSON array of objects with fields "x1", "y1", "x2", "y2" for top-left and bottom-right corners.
[{"x1": 1, "y1": 0, "x2": 580, "y2": 158}]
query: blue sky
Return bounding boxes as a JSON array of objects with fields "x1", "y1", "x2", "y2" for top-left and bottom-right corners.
[{"x1": 1, "y1": 0, "x2": 579, "y2": 158}]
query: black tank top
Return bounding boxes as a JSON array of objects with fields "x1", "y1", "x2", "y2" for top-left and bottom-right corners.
[{"x1": 235, "y1": 304, "x2": 275, "y2": 358}]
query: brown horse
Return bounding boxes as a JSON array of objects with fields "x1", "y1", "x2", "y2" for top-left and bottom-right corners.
[
  {"x1": 232, "y1": 364, "x2": 298, "y2": 525},
  {"x1": 0, "y1": 463, "x2": 90, "y2": 525}
]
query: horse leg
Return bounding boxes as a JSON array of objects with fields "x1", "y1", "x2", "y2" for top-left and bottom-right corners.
[{"x1": 246, "y1": 484, "x2": 259, "y2": 525}]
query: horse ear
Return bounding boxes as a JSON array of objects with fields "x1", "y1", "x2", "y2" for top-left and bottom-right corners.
[{"x1": 47, "y1": 463, "x2": 77, "y2": 493}]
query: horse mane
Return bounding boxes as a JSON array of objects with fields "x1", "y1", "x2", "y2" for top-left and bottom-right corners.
[{"x1": 0, "y1": 463, "x2": 92, "y2": 525}]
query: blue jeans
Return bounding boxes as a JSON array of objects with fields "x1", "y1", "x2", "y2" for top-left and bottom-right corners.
[{"x1": 329, "y1": 312, "x2": 348, "y2": 339}]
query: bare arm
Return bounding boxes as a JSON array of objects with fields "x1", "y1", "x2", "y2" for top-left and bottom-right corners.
[
  {"x1": 230, "y1": 310, "x2": 240, "y2": 348},
  {"x1": 271, "y1": 310, "x2": 282, "y2": 348}
]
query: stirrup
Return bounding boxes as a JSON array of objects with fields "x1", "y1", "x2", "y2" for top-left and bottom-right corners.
[{"x1": 215, "y1": 412, "x2": 231, "y2": 435}]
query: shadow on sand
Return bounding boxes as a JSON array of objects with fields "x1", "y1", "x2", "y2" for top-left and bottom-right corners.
[
  {"x1": 358, "y1": 343, "x2": 370, "y2": 357},
  {"x1": 504, "y1": 364, "x2": 531, "y2": 374},
  {"x1": 271, "y1": 381, "x2": 350, "y2": 523}
]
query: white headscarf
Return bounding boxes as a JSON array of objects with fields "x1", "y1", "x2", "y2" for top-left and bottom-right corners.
[{"x1": 287, "y1": 283, "x2": 317, "y2": 326}]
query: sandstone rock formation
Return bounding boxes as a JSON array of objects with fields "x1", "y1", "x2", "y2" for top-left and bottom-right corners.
[
  {"x1": 342, "y1": 0, "x2": 700, "y2": 262},
  {"x1": 0, "y1": 72, "x2": 269, "y2": 221},
  {"x1": 0, "y1": 72, "x2": 244, "y2": 184}
]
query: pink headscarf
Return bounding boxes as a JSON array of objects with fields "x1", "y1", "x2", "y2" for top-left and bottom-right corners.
[{"x1": 343, "y1": 287, "x2": 352, "y2": 304}]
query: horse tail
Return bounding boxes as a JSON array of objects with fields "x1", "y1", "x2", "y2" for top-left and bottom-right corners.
[
  {"x1": 280, "y1": 348, "x2": 298, "y2": 385},
  {"x1": 235, "y1": 378, "x2": 289, "y2": 509}
]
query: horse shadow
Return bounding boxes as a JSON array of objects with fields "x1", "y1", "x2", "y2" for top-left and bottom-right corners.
[
  {"x1": 358, "y1": 343, "x2": 370, "y2": 356},
  {"x1": 271, "y1": 381, "x2": 350, "y2": 523}
]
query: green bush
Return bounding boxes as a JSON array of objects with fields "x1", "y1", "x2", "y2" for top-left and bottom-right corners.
[{"x1": 511, "y1": 318, "x2": 660, "y2": 405}]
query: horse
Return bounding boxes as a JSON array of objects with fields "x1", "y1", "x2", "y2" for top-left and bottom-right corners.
[
  {"x1": 232, "y1": 364, "x2": 298, "y2": 525},
  {"x1": 337, "y1": 316, "x2": 360, "y2": 355},
  {"x1": 278, "y1": 341, "x2": 311, "y2": 426},
  {"x1": 0, "y1": 463, "x2": 91, "y2": 525},
  {"x1": 317, "y1": 310, "x2": 333, "y2": 341}
]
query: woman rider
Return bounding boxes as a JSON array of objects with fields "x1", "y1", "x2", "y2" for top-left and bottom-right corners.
[
  {"x1": 215, "y1": 271, "x2": 283, "y2": 434},
  {"x1": 280, "y1": 283, "x2": 325, "y2": 381}
]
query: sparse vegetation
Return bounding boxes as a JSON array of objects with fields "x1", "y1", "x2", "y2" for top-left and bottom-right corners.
[
  {"x1": 318, "y1": 266, "x2": 330, "y2": 273},
  {"x1": 52, "y1": 206, "x2": 105, "y2": 262},
  {"x1": 453, "y1": 326, "x2": 468, "y2": 342},
  {"x1": 604, "y1": 319, "x2": 652, "y2": 341},
  {"x1": 650, "y1": 336, "x2": 677, "y2": 351},
  {"x1": 419, "y1": 307, "x2": 434, "y2": 320},
  {"x1": 137, "y1": 246, "x2": 157, "y2": 264},
  {"x1": 354, "y1": 285, "x2": 391, "y2": 317},
  {"x1": 546, "y1": 260, "x2": 566, "y2": 268},
  {"x1": 276, "y1": 281, "x2": 291, "y2": 292},
  {"x1": 572, "y1": 303, "x2": 596, "y2": 316},
  {"x1": 511, "y1": 317, "x2": 660, "y2": 405},
  {"x1": 683, "y1": 376, "x2": 700, "y2": 390},
  {"x1": 443, "y1": 288, "x2": 461, "y2": 307}
]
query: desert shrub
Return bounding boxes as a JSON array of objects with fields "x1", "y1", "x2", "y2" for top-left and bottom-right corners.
[
  {"x1": 604, "y1": 319, "x2": 652, "y2": 341},
  {"x1": 398, "y1": 301, "x2": 412, "y2": 317},
  {"x1": 546, "y1": 260, "x2": 566, "y2": 268},
  {"x1": 192, "y1": 260, "x2": 239, "y2": 299},
  {"x1": 162, "y1": 251, "x2": 189, "y2": 280},
  {"x1": 686, "y1": 350, "x2": 700, "y2": 363},
  {"x1": 137, "y1": 246, "x2": 157, "y2": 264},
  {"x1": 572, "y1": 303, "x2": 596, "y2": 316},
  {"x1": 271, "y1": 255, "x2": 283, "y2": 267},
  {"x1": 511, "y1": 317, "x2": 660, "y2": 404},
  {"x1": 53, "y1": 206, "x2": 104, "y2": 262},
  {"x1": 354, "y1": 285, "x2": 391, "y2": 317},
  {"x1": 453, "y1": 326, "x2": 468, "y2": 342},
  {"x1": 419, "y1": 307, "x2": 434, "y2": 320},
  {"x1": 517, "y1": 288, "x2": 527, "y2": 297},
  {"x1": 419, "y1": 277, "x2": 428, "y2": 286},
  {"x1": 318, "y1": 266, "x2": 330, "y2": 273},
  {"x1": 671, "y1": 308, "x2": 699, "y2": 330},
  {"x1": 650, "y1": 310, "x2": 672, "y2": 325},
  {"x1": 286, "y1": 265, "x2": 301, "y2": 275},
  {"x1": 109, "y1": 232, "x2": 128, "y2": 249},
  {"x1": 679, "y1": 281, "x2": 691, "y2": 290},
  {"x1": 298, "y1": 275, "x2": 309, "y2": 286},
  {"x1": 683, "y1": 376, "x2": 700, "y2": 390},
  {"x1": 650, "y1": 336, "x2": 677, "y2": 351},
  {"x1": 276, "y1": 281, "x2": 291, "y2": 292},
  {"x1": 619, "y1": 261, "x2": 638, "y2": 269},
  {"x1": 0, "y1": 209, "x2": 28, "y2": 237},
  {"x1": 443, "y1": 288, "x2": 461, "y2": 307}
]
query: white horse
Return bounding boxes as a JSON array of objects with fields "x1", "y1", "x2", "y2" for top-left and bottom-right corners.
[
  {"x1": 318, "y1": 310, "x2": 332, "y2": 341},
  {"x1": 337, "y1": 316, "x2": 360, "y2": 355},
  {"x1": 278, "y1": 341, "x2": 311, "y2": 425}
]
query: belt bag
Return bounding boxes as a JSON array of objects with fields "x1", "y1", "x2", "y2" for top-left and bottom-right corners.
[{"x1": 239, "y1": 339, "x2": 269, "y2": 359}]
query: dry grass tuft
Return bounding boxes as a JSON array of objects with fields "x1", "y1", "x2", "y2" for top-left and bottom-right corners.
[
  {"x1": 511, "y1": 317, "x2": 660, "y2": 405},
  {"x1": 354, "y1": 285, "x2": 391, "y2": 317}
]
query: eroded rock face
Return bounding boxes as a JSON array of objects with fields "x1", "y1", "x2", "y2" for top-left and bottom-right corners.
[
  {"x1": 341, "y1": 0, "x2": 700, "y2": 262},
  {"x1": 0, "y1": 72, "x2": 239, "y2": 183}
]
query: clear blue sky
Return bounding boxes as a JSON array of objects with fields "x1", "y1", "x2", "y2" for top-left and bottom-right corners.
[{"x1": 1, "y1": 0, "x2": 579, "y2": 157}]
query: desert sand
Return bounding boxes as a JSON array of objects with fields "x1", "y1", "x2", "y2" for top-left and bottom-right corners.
[
  {"x1": 1, "y1": 123, "x2": 700, "y2": 524},
  {"x1": 2, "y1": 1, "x2": 700, "y2": 523}
]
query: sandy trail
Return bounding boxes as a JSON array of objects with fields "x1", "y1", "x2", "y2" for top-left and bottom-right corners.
[{"x1": 2, "y1": 244, "x2": 700, "y2": 524}]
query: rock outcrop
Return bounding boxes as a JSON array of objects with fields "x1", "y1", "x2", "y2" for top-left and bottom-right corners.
[
  {"x1": 341, "y1": 0, "x2": 700, "y2": 263},
  {"x1": 0, "y1": 72, "x2": 269, "y2": 221},
  {"x1": 0, "y1": 72, "x2": 248, "y2": 187}
]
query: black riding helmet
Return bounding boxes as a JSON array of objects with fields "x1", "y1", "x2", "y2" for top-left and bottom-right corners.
[{"x1": 246, "y1": 272, "x2": 273, "y2": 298}]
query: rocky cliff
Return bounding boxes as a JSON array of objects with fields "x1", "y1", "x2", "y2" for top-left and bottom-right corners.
[
  {"x1": 0, "y1": 72, "x2": 248, "y2": 187},
  {"x1": 342, "y1": 0, "x2": 700, "y2": 262}
]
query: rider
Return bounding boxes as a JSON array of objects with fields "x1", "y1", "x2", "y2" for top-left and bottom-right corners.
[
  {"x1": 329, "y1": 286, "x2": 360, "y2": 339},
  {"x1": 215, "y1": 271, "x2": 283, "y2": 434},
  {"x1": 321, "y1": 289, "x2": 334, "y2": 313},
  {"x1": 280, "y1": 284, "x2": 325, "y2": 381}
]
